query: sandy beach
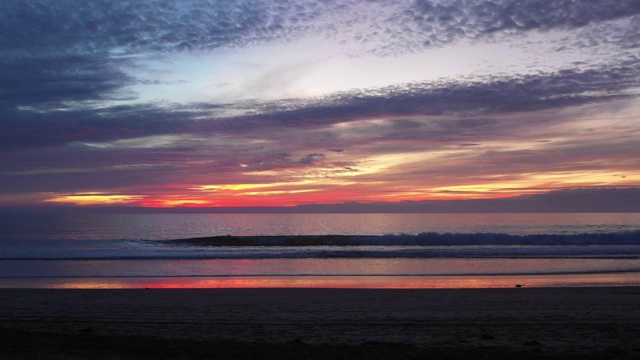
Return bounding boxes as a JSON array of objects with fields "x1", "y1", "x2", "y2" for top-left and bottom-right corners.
[{"x1": 1, "y1": 287, "x2": 640, "y2": 359}]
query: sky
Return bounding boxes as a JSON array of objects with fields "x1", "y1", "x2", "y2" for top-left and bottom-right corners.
[{"x1": 1, "y1": 0, "x2": 640, "y2": 210}]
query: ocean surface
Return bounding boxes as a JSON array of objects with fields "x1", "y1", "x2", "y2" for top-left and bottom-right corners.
[{"x1": 1, "y1": 213, "x2": 640, "y2": 288}]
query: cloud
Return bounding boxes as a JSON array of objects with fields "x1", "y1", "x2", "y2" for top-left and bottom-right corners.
[
  {"x1": 0, "y1": 0, "x2": 334, "y2": 55},
  {"x1": 211, "y1": 59, "x2": 640, "y2": 135},
  {"x1": 299, "y1": 153, "x2": 326, "y2": 164},
  {"x1": 0, "y1": 0, "x2": 330, "y2": 114},
  {"x1": 2, "y1": 0, "x2": 638, "y2": 117},
  {"x1": 576, "y1": 15, "x2": 640, "y2": 50},
  {"x1": 412, "y1": 0, "x2": 640, "y2": 31},
  {"x1": 4, "y1": 1, "x2": 638, "y2": 60},
  {"x1": 398, "y1": 0, "x2": 640, "y2": 51},
  {"x1": 0, "y1": 53, "x2": 132, "y2": 111},
  {"x1": 1, "y1": 0, "x2": 639, "y2": 207},
  {"x1": 0, "y1": 104, "x2": 192, "y2": 150},
  {"x1": 2, "y1": 56, "x2": 639, "y2": 152},
  {"x1": 293, "y1": 187, "x2": 640, "y2": 213}
]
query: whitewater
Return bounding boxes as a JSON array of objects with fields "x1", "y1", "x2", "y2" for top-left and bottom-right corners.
[{"x1": 1, "y1": 213, "x2": 639, "y2": 288}]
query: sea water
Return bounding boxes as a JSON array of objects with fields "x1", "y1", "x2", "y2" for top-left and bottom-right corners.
[{"x1": 1, "y1": 213, "x2": 639, "y2": 288}]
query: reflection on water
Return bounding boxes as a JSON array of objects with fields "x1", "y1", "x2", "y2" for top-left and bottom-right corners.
[
  {"x1": 3, "y1": 273, "x2": 639, "y2": 289},
  {"x1": 3, "y1": 258, "x2": 640, "y2": 278},
  {"x1": 3, "y1": 213, "x2": 640, "y2": 289}
]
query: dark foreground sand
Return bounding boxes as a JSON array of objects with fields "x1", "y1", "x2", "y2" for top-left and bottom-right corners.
[{"x1": 1, "y1": 287, "x2": 640, "y2": 359}]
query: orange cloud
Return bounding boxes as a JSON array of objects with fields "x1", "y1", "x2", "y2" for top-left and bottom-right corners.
[{"x1": 45, "y1": 193, "x2": 144, "y2": 206}]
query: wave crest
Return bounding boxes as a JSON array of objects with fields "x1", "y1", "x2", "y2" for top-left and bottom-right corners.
[{"x1": 175, "y1": 231, "x2": 640, "y2": 247}]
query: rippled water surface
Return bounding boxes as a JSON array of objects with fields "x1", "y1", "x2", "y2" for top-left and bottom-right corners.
[{"x1": 2, "y1": 213, "x2": 639, "y2": 288}]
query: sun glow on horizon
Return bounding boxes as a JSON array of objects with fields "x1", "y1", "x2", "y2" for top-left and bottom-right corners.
[{"x1": 45, "y1": 193, "x2": 144, "y2": 206}]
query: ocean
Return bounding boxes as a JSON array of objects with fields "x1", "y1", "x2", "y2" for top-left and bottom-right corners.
[{"x1": 1, "y1": 213, "x2": 639, "y2": 288}]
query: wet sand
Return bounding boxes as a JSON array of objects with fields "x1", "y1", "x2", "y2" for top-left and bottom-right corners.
[{"x1": 1, "y1": 287, "x2": 640, "y2": 359}]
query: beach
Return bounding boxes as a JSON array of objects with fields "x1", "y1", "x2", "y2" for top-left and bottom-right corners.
[{"x1": 2, "y1": 287, "x2": 640, "y2": 359}]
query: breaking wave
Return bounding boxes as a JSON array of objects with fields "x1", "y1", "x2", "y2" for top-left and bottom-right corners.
[
  {"x1": 175, "y1": 231, "x2": 640, "y2": 246},
  {"x1": 2, "y1": 231, "x2": 640, "y2": 261}
]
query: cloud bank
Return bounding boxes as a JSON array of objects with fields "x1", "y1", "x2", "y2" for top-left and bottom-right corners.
[{"x1": 1, "y1": 0, "x2": 639, "y2": 209}]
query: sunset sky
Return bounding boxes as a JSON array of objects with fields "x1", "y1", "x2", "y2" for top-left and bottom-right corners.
[{"x1": 1, "y1": 0, "x2": 639, "y2": 209}]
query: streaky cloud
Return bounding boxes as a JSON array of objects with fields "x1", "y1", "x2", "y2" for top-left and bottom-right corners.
[
  {"x1": 2, "y1": 59, "x2": 639, "y2": 151},
  {"x1": 294, "y1": 187, "x2": 640, "y2": 213}
]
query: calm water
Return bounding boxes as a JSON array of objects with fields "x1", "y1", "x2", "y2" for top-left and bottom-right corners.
[
  {"x1": 1, "y1": 213, "x2": 640, "y2": 288},
  {"x1": 3, "y1": 213, "x2": 640, "y2": 240}
]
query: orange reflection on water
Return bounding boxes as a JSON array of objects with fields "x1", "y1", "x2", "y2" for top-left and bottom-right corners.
[
  {"x1": 33, "y1": 273, "x2": 640, "y2": 290},
  {"x1": 51, "y1": 281, "x2": 132, "y2": 289}
]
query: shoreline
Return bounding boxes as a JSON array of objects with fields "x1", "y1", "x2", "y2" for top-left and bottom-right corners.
[{"x1": 2, "y1": 287, "x2": 640, "y2": 358}]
